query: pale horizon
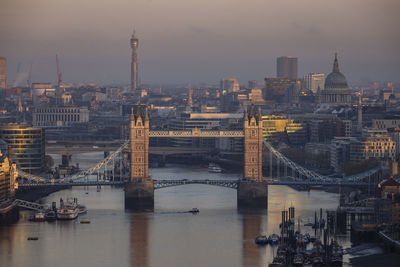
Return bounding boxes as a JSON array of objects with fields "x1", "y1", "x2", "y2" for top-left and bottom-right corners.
[{"x1": 1, "y1": 0, "x2": 399, "y2": 86}]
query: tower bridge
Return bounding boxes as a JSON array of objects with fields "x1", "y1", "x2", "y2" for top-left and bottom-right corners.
[
  {"x1": 16, "y1": 104, "x2": 382, "y2": 211},
  {"x1": 126, "y1": 104, "x2": 266, "y2": 210}
]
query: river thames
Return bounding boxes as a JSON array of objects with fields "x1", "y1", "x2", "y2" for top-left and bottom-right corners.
[{"x1": 0, "y1": 153, "x2": 351, "y2": 267}]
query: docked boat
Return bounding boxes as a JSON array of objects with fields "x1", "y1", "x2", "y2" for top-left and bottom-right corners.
[
  {"x1": 255, "y1": 234, "x2": 269, "y2": 245},
  {"x1": 208, "y1": 163, "x2": 222, "y2": 173},
  {"x1": 78, "y1": 204, "x2": 87, "y2": 214},
  {"x1": 269, "y1": 234, "x2": 280, "y2": 244},
  {"x1": 293, "y1": 253, "x2": 304, "y2": 267},
  {"x1": 45, "y1": 210, "x2": 57, "y2": 221},
  {"x1": 57, "y1": 198, "x2": 79, "y2": 220},
  {"x1": 30, "y1": 211, "x2": 46, "y2": 222}
]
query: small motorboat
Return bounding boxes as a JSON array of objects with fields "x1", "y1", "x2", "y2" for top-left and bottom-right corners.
[
  {"x1": 208, "y1": 163, "x2": 222, "y2": 173},
  {"x1": 30, "y1": 211, "x2": 46, "y2": 222},
  {"x1": 189, "y1": 208, "x2": 199, "y2": 213},
  {"x1": 80, "y1": 220, "x2": 91, "y2": 224},
  {"x1": 255, "y1": 235, "x2": 269, "y2": 245},
  {"x1": 27, "y1": 237, "x2": 39, "y2": 241}
]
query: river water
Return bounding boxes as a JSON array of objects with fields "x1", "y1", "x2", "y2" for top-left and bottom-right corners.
[{"x1": 0, "y1": 153, "x2": 352, "y2": 267}]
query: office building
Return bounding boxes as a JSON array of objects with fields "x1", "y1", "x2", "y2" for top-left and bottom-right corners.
[
  {"x1": 0, "y1": 57, "x2": 6, "y2": 89},
  {"x1": 220, "y1": 78, "x2": 240, "y2": 94},
  {"x1": 261, "y1": 115, "x2": 288, "y2": 143},
  {"x1": 169, "y1": 112, "x2": 243, "y2": 150},
  {"x1": 263, "y1": 78, "x2": 300, "y2": 101},
  {"x1": 248, "y1": 80, "x2": 257, "y2": 89},
  {"x1": 330, "y1": 137, "x2": 358, "y2": 173},
  {"x1": 0, "y1": 124, "x2": 45, "y2": 173},
  {"x1": 277, "y1": 56, "x2": 298, "y2": 79},
  {"x1": 304, "y1": 73, "x2": 325, "y2": 93},
  {"x1": 33, "y1": 107, "x2": 89, "y2": 127}
]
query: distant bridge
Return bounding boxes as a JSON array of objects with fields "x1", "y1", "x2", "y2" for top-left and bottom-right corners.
[{"x1": 46, "y1": 142, "x2": 211, "y2": 156}]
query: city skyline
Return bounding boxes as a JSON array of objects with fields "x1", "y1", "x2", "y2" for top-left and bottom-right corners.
[{"x1": 0, "y1": 0, "x2": 399, "y2": 85}]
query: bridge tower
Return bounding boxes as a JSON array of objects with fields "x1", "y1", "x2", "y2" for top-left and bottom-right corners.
[
  {"x1": 125, "y1": 104, "x2": 154, "y2": 210},
  {"x1": 237, "y1": 105, "x2": 268, "y2": 208}
]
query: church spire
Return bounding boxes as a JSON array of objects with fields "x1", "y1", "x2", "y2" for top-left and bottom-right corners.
[{"x1": 333, "y1": 52, "x2": 339, "y2": 73}]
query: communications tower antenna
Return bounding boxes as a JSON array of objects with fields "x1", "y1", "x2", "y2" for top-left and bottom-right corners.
[{"x1": 56, "y1": 54, "x2": 63, "y2": 95}]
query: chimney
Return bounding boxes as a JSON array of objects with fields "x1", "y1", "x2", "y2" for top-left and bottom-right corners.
[{"x1": 392, "y1": 161, "x2": 398, "y2": 177}]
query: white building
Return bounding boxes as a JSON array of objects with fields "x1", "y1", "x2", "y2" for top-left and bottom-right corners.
[
  {"x1": 33, "y1": 107, "x2": 89, "y2": 127},
  {"x1": 304, "y1": 73, "x2": 325, "y2": 94}
]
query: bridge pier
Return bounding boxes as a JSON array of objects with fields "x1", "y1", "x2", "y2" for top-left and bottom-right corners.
[
  {"x1": 237, "y1": 181, "x2": 268, "y2": 209},
  {"x1": 125, "y1": 181, "x2": 154, "y2": 211}
]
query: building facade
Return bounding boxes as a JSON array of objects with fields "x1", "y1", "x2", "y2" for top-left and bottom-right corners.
[
  {"x1": 319, "y1": 54, "x2": 351, "y2": 106},
  {"x1": 0, "y1": 124, "x2": 45, "y2": 173},
  {"x1": 304, "y1": 73, "x2": 324, "y2": 94},
  {"x1": 0, "y1": 152, "x2": 17, "y2": 201},
  {"x1": 0, "y1": 57, "x2": 6, "y2": 89},
  {"x1": 261, "y1": 115, "x2": 288, "y2": 143},
  {"x1": 220, "y1": 78, "x2": 240, "y2": 94},
  {"x1": 277, "y1": 56, "x2": 298, "y2": 79},
  {"x1": 373, "y1": 119, "x2": 400, "y2": 130},
  {"x1": 263, "y1": 78, "x2": 301, "y2": 101},
  {"x1": 33, "y1": 107, "x2": 89, "y2": 127},
  {"x1": 330, "y1": 137, "x2": 358, "y2": 173},
  {"x1": 169, "y1": 112, "x2": 243, "y2": 150}
]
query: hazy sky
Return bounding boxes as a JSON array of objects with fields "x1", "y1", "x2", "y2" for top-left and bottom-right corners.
[{"x1": 1, "y1": 0, "x2": 399, "y2": 86}]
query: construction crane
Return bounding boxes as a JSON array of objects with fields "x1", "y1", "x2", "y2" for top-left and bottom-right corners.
[
  {"x1": 26, "y1": 63, "x2": 32, "y2": 88},
  {"x1": 56, "y1": 54, "x2": 63, "y2": 95}
]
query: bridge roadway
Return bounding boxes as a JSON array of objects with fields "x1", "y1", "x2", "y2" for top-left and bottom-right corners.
[{"x1": 17, "y1": 179, "x2": 374, "y2": 190}]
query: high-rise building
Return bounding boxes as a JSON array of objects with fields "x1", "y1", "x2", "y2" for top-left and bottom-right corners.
[
  {"x1": 248, "y1": 80, "x2": 257, "y2": 89},
  {"x1": 277, "y1": 56, "x2": 298, "y2": 79},
  {"x1": 0, "y1": 57, "x2": 6, "y2": 89},
  {"x1": 130, "y1": 30, "x2": 139, "y2": 91},
  {"x1": 0, "y1": 124, "x2": 45, "y2": 173},
  {"x1": 220, "y1": 78, "x2": 240, "y2": 94},
  {"x1": 263, "y1": 78, "x2": 301, "y2": 101},
  {"x1": 304, "y1": 73, "x2": 325, "y2": 93}
]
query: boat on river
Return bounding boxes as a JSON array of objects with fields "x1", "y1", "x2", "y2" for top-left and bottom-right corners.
[
  {"x1": 57, "y1": 198, "x2": 79, "y2": 220},
  {"x1": 255, "y1": 234, "x2": 269, "y2": 245},
  {"x1": 208, "y1": 163, "x2": 222, "y2": 173},
  {"x1": 30, "y1": 211, "x2": 46, "y2": 222}
]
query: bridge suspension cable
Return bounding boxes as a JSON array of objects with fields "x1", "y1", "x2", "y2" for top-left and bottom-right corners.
[
  {"x1": 17, "y1": 140, "x2": 129, "y2": 183},
  {"x1": 59, "y1": 140, "x2": 129, "y2": 183},
  {"x1": 263, "y1": 140, "x2": 380, "y2": 182}
]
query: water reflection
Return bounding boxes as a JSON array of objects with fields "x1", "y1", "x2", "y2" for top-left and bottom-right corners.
[
  {"x1": 130, "y1": 213, "x2": 149, "y2": 267},
  {"x1": 240, "y1": 209, "x2": 264, "y2": 267}
]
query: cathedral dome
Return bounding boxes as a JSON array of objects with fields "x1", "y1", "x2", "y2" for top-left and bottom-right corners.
[{"x1": 324, "y1": 54, "x2": 348, "y2": 89}]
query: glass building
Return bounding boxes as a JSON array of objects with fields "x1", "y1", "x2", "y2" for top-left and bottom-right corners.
[{"x1": 0, "y1": 124, "x2": 45, "y2": 173}]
